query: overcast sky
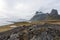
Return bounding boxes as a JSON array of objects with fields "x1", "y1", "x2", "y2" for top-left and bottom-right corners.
[{"x1": 0, "y1": 0, "x2": 60, "y2": 20}]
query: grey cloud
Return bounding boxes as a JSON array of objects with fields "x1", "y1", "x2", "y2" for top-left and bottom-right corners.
[
  {"x1": 0, "y1": 0, "x2": 60, "y2": 26},
  {"x1": 2, "y1": 0, "x2": 60, "y2": 19}
]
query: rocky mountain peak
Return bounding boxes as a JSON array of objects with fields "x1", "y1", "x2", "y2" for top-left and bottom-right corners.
[
  {"x1": 50, "y1": 9, "x2": 58, "y2": 16},
  {"x1": 31, "y1": 9, "x2": 60, "y2": 21},
  {"x1": 35, "y1": 11, "x2": 43, "y2": 15}
]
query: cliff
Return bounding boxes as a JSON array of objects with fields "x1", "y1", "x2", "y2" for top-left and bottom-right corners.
[{"x1": 31, "y1": 9, "x2": 60, "y2": 21}]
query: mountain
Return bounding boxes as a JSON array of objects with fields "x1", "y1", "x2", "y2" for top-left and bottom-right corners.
[
  {"x1": 7, "y1": 19, "x2": 27, "y2": 23},
  {"x1": 0, "y1": 18, "x2": 27, "y2": 26},
  {"x1": 31, "y1": 9, "x2": 60, "y2": 21},
  {"x1": 31, "y1": 12, "x2": 48, "y2": 21}
]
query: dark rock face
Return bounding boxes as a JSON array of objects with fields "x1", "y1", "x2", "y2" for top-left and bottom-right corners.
[
  {"x1": 31, "y1": 13, "x2": 48, "y2": 21},
  {"x1": 0, "y1": 24, "x2": 60, "y2": 40},
  {"x1": 31, "y1": 9, "x2": 60, "y2": 21},
  {"x1": 31, "y1": 11, "x2": 49, "y2": 21},
  {"x1": 50, "y1": 9, "x2": 58, "y2": 16}
]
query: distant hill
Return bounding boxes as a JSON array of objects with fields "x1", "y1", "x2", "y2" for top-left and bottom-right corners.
[{"x1": 31, "y1": 9, "x2": 60, "y2": 21}]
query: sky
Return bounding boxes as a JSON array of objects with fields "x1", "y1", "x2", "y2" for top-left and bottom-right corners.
[{"x1": 0, "y1": 0, "x2": 60, "y2": 20}]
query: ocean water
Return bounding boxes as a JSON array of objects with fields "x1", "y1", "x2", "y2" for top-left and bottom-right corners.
[
  {"x1": 0, "y1": 18, "x2": 26, "y2": 26},
  {"x1": 0, "y1": 18, "x2": 13, "y2": 26}
]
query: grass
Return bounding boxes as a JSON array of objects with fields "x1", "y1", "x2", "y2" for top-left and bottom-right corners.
[
  {"x1": 31, "y1": 20, "x2": 60, "y2": 25},
  {"x1": 0, "y1": 22, "x2": 31, "y2": 32},
  {"x1": 0, "y1": 26, "x2": 13, "y2": 32},
  {"x1": 0, "y1": 20, "x2": 60, "y2": 32}
]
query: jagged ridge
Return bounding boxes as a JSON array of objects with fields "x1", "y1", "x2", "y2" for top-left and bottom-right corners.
[{"x1": 31, "y1": 9, "x2": 60, "y2": 21}]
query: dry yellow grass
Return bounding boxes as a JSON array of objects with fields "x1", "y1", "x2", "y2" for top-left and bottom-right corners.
[
  {"x1": 0, "y1": 22, "x2": 31, "y2": 32},
  {"x1": 0, "y1": 20, "x2": 60, "y2": 32},
  {"x1": 0, "y1": 26, "x2": 13, "y2": 32},
  {"x1": 31, "y1": 20, "x2": 60, "y2": 25}
]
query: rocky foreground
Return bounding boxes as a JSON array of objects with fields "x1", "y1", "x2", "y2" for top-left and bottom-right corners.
[{"x1": 0, "y1": 24, "x2": 60, "y2": 40}]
